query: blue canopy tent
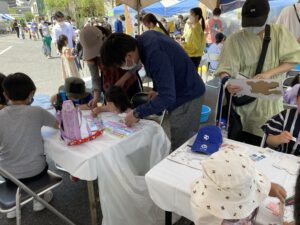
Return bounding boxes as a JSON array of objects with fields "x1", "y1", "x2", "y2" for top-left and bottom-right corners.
[
  {"x1": 0, "y1": 14, "x2": 14, "y2": 21},
  {"x1": 144, "y1": 0, "x2": 198, "y2": 16},
  {"x1": 113, "y1": 0, "x2": 199, "y2": 16},
  {"x1": 202, "y1": 0, "x2": 297, "y2": 13}
]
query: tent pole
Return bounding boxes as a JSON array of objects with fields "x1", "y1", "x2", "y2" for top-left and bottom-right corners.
[{"x1": 216, "y1": 0, "x2": 221, "y2": 8}]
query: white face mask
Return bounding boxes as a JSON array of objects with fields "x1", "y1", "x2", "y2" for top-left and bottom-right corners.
[
  {"x1": 244, "y1": 25, "x2": 265, "y2": 34},
  {"x1": 58, "y1": 21, "x2": 64, "y2": 26},
  {"x1": 189, "y1": 15, "x2": 195, "y2": 23},
  {"x1": 121, "y1": 59, "x2": 142, "y2": 71}
]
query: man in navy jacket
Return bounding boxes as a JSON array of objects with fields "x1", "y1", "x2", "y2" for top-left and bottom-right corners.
[{"x1": 101, "y1": 31, "x2": 206, "y2": 150}]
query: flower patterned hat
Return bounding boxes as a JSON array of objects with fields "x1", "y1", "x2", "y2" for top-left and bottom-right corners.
[{"x1": 191, "y1": 149, "x2": 271, "y2": 220}]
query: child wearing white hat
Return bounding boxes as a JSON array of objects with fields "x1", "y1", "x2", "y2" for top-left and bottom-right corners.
[{"x1": 191, "y1": 149, "x2": 287, "y2": 225}]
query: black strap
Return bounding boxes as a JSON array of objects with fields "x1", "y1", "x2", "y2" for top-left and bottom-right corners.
[
  {"x1": 255, "y1": 24, "x2": 271, "y2": 75},
  {"x1": 294, "y1": 4, "x2": 300, "y2": 23}
]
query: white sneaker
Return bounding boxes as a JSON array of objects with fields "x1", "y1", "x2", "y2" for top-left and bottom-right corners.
[
  {"x1": 33, "y1": 191, "x2": 53, "y2": 212},
  {"x1": 6, "y1": 210, "x2": 16, "y2": 219}
]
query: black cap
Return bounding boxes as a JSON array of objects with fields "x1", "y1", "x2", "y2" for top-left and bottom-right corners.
[{"x1": 242, "y1": 0, "x2": 270, "y2": 27}]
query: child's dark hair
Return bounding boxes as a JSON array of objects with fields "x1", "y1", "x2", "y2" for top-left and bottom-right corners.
[
  {"x1": 105, "y1": 86, "x2": 131, "y2": 113},
  {"x1": 3, "y1": 73, "x2": 36, "y2": 101},
  {"x1": 213, "y1": 8, "x2": 222, "y2": 16},
  {"x1": 57, "y1": 34, "x2": 68, "y2": 53},
  {"x1": 215, "y1": 33, "x2": 225, "y2": 44},
  {"x1": 190, "y1": 7, "x2": 205, "y2": 32},
  {"x1": 291, "y1": 74, "x2": 300, "y2": 87},
  {"x1": 0, "y1": 73, "x2": 6, "y2": 105},
  {"x1": 142, "y1": 13, "x2": 169, "y2": 36},
  {"x1": 95, "y1": 25, "x2": 111, "y2": 37}
]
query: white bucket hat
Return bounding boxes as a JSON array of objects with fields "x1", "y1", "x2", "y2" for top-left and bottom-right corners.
[{"x1": 191, "y1": 149, "x2": 271, "y2": 220}]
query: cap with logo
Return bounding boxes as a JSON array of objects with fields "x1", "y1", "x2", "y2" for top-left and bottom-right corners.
[
  {"x1": 242, "y1": 0, "x2": 270, "y2": 27},
  {"x1": 191, "y1": 125, "x2": 223, "y2": 155}
]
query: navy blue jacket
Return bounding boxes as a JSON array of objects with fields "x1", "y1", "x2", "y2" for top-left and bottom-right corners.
[{"x1": 136, "y1": 31, "x2": 205, "y2": 118}]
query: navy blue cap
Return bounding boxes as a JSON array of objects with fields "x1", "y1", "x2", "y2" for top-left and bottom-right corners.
[{"x1": 191, "y1": 125, "x2": 223, "y2": 155}]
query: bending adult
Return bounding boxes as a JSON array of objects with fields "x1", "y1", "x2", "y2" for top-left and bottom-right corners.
[
  {"x1": 181, "y1": 7, "x2": 206, "y2": 70},
  {"x1": 100, "y1": 31, "x2": 206, "y2": 150},
  {"x1": 80, "y1": 26, "x2": 142, "y2": 108},
  {"x1": 216, "y1": 0, "x2": 300, "y2": 146},
  {"x1": 142, "y1": 13, "x2": 169, "y2": 35}
]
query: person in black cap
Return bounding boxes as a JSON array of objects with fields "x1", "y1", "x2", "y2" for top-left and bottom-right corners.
[{"x1": 215, "y1": 0, "x2": 300, "y2": 146}]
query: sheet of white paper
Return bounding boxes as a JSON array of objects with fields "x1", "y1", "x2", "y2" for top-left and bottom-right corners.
[{"x1": 228, "y1": 79, "x2": 283, "y2": 100}]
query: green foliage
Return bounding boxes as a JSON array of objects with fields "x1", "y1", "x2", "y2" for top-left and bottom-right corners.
[
  {"x1": 76, "y1": 0, "x2": 105, "y2": 17},
  {"x1": 8, "y1": 8, "x2": 17, "y2": 15},
  {"x1": 44, "y1": 0, "x2": 70, "y2": 13},
  {"x1": 24, "y1": 12, "x2": 34, "y2": 22}
]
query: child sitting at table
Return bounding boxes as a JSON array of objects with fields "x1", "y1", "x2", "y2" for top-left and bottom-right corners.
[
  {"x1": 51, "y1": 77, "x2": 93, "y2": 110},
  {"x1": 0, "y1": 73, "x2": 7, "y2": 110},
  {"x1": 0, "y1": 73, "x2": 59, "y2": 218},
  {"x1": 190, "y1": 150, "x2": 287, "y2": 225},
  {"x1": 92, "y1": 86, "x2": 132, "y2": 117},
  {"x1": 262, "y1": 86, "x2": 300, "y2": 156}
]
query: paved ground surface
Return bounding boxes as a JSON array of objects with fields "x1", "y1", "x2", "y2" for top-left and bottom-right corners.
[{"x1": 0, "y1": 33, "x2": 220, "y2": 225}]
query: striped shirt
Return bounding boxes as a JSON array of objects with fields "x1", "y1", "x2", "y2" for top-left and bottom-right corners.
[{"x1": 262, "y1": 109, "x2": 300, "y2": 156}]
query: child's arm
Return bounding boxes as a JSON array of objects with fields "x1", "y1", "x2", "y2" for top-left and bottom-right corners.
[
  {"x1": 50, "y1": 94, "x2": 57, "y2": 106},
  {"x1": 63, "y1": 48, "x2": 75, "y2": 60},
  {"x1": 92, "y1": 105, "x2": 109, "y2": 117},
  {"x1": 266, "y1": 131, "x2": 293, "y2": 147},
  {"x1": 41, "y1": 108, "x2": 59, "y2": 129},
  {"x1": 115, "y1": 71, "x2": 134, "y2": 87},
  {"x1": 78, "y1": 104, "x2": 90, "y2": 110}
]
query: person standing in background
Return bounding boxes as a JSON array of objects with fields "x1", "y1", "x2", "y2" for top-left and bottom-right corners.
[
  {"x1": 13, "y1": 20, "x2": 19, "y2": 38},
  {"x1": 181, "y1": 7, "x2": 206, "y2": 70},
  {"x1": 205, "y1": 8, "x2": 223, "y2": 46},
  {"x1": 41, "y1": 20, "x2": 52, "y2": 59},
  {"x1": 114, "y1": 15, "x2": 125, "y2": 33},
  {"x1": 142, "y1": 13, "x2": 169, "y2": 35},
  {"x1": 276, "y1": 0, "x2": 300, "y2": 43},
  {"x1": 175, "y1": 15, "x2": 185, "y2": 35},
  {"x1": 51, "y1": 11, "x2": 75, "y2": 54},
  {"x1": 38, "y1": 19, "x2": 43, "y2": 38}
]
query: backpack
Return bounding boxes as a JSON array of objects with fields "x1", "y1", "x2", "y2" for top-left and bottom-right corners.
[
  {"x1": 56, "y1": 100, "x2": 103, "y2": 146},
  {"x1": 57, "y1": 100, "x2": 82, "y2": 142}
]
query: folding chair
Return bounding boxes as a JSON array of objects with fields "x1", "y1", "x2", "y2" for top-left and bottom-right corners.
[{"x1": 0, "y1": 167, "x2": 76, "y2": 225}]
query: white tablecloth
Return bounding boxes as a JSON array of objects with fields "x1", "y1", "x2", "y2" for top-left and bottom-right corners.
[
  {"x1": 43, "y1": 111, "x2": 170, "y2": 225},
  {"x1": 145, "y1": 137, "x2": 298, "y2": 224}
]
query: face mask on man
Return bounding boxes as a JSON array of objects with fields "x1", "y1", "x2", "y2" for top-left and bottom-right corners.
[
  {"x1": 189, "y1": 15, "x2": 195, "y2": 23},
  {"x1": 58, "y1": 21, "x2": 64, "y2": 26},
  {"x1": 121, "y1": 58, "x2": 142, "y2": 71},
  {"x1": 244, "y1": 25, "x2": 265, "y2": 35}
]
